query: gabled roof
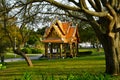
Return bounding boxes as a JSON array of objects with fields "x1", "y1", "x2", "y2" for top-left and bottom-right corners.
[{"x1": 42, "y1": 19, "x2": 80, "y2": 43}]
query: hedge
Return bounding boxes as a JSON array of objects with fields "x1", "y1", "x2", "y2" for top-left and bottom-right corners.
[{"x1": 21, "y1": 48, "x2": 43, "y2": 54}]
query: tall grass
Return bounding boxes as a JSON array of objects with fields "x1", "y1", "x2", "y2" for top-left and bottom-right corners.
[
  {"x1": 19, "y1": 72, "x2": 114, "y2": 80},
  {"x1": 21, "y1": 72, "x2": 32, "y2": 80}
]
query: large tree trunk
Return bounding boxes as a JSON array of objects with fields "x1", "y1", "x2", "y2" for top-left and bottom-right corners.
[
  {"x1": 101, "y1": 33, "x2": 120, "y2": 75},
  {"x1": 87, "y1": 14, "x2": 120, "y2": 75},
  {"x1": 14, "y1": 49, "x2": 33, "y2": 67},
  {"x1": 94, "y1": 25, "x2": 120, "y2": 75},
  {"x1": 102, "y1": 14, "x2": 120, "y2": 75}
]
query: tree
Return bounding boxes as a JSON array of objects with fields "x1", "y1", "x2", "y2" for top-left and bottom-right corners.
[
  {"x1": 0, "y1": 0, "x2": 33, "y2": 66},
  {"x1": 0, "y1": 24, "x2": 10, "y2": 63},
  {"x1": 27, "y1": 30, "x2": 40, "y2": 45},
  {"x1": 78, "y1": 22, "x2": 96, "y2": 44},
  {"x1": 36, "y1": 26, "x2": 47, "y2": 36},
  {"x1": 39, "y1": 0, "x2": 120, "y2": 75}
]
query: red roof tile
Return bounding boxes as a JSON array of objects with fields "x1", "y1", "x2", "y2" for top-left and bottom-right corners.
[
  {"x1": 66, "y1": 27, "x2": 75, "y2": 39},
  {"x1": 62, "y1": 22, "x2": 70, "y2": 33}
]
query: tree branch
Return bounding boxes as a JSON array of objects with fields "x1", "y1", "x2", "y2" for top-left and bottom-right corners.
[
  {"x1": 66, "y1": 10, "x2": 88, "y2": 22},
  {"x1": 80, "y1": 0, "x2": 108, "y2": 17},
  {"x1": 44, "y1": 0, "x2": 81, "y2": 11},
  {"x1": 100, "y1": 0, "x2": 107, "y2": 7},
  {"x1": 68, "y1": 0, "x2": 80, "y2": 7},
  {"x1": 88, "y1": 0, "x2": 98, "y2": 11},
  {"x1": 106, "y1": 3, "x2": 117, "y2": 18},
  {"x1": 94, "y1": 0, "x2": 102, "y2": 11},
  {"x1": 108, "y1": 0, "x2": 117, "y2": 7},
  {"x1": 117, "y1": 0, "x2": 120, "y2": 10}
]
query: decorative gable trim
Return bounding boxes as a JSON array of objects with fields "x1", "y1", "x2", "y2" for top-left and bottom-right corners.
[
  {"x1": 57, "y1": 20, "x2": 65, "y2": 35},
  {"x1": 42, "y1": 19, "x2": 80, "y2": 43}
]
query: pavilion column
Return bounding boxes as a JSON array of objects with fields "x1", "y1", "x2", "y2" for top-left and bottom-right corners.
[
  {"x1": 64, "y1": 44, "x2": 67, "y2": 58},
  {"x1": 75, "y1": 42, "x2": 78, "y2": 57},
  {"x1": 60, "y1": 43, "x2": 63, "y2": 58},
  {"x1": 45, "y1": 43, "x2": 48, "y2": 58},
  {"x1": 56, "y1": 44, "x2": 59, "y2": 58},
  {"x1": 70, "y1": 43, "x2": 73, "y2": 58},
  {"x1": 72, "y1": 43, "x2": 76, "y2": 57},
  {"x1": 50, "y1": 43, "x2": 53, "y2": 59},
  {"x1": 76, "y1": 42, "x2": 78, "y2": 56}
]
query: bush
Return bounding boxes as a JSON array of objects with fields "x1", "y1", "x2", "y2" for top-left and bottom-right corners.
[
  {"x1": 31, "y1": 48, "x2": 43, "y2": 54},
  {"x1": 31, "y1": 48, "x2": 37, "y2": 53},
  {"x1": 21, "y1": 48, "x2": 43, "y2": 54},
  {"x1": 37, "y1": 49, "x2": 43, "y2": 53},
  {"x1": 21, "y1": 48, "x2": 32, "y2": 54},
  {"x1": 0, "y1": 63, "x2": 6, "y2": 70}
]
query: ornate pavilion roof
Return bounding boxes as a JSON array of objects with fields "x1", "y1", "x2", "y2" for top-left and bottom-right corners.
[{"x1": 42, "y1": 19, "x2": 80, "y2": 43}]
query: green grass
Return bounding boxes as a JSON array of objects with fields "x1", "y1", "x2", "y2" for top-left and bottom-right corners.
[
  {"x1": 79, "y1": 48, "x2": 104, "y2": 55},
  {"x1": 0, "y1": 48, "x2": 119, "y2": 80},
  {"x1": 0, "y1": 54, "x2": 106, "y2": 80}
]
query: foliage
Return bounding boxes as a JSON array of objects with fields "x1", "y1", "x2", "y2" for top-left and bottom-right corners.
[
  {"x1": 27, "y1": 35, "x2": 38, "y2": 45},
  {"x1": 0, "y1": 25, "x2": 10, "y2": 53},
  {"x1": 0, "y1": 24, "x2": 10, "y2": 63},
  {"x1": 0, "y1": 39, "x2": 8, "y2": 53},
  {"x1": 21, "y1": 72, "x2": 32, "y2": 80},
  {"x1": 31, "y1": 48, "x2": 43, "y2": 54},
  {"x1": 21, "y1": 48, "x2": 43, "y2": 54},
  {"x1": 78, "y1": 22, "x2": 97, "y2": 43},
  {"x1": 66, "y1": 72, "x2": 112, "y2": 80},
  {"x1": 21, "y1": 48, "x2": 32, "y2": 54},
  {"x1": 27, "y1": 30, "x2": 40, "y2": 45},
  {"x1": 0, "y1": 63, "x2": 6, "y2": 70},
  {"x1": 19, "y1": 72, "x2": 113, "y2": 80},
  {"x1": 36, "y1": 26, "x2": 47, "y2": 35}
]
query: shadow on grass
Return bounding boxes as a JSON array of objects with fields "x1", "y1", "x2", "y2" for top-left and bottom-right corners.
[{"x1": 77, "y1": 51, "x2": 92, "y2": 56}]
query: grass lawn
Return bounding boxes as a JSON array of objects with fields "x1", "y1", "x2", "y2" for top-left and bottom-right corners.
[
  {"x1": 0, "y1": 56, "x2": 106, "y2": 79},
  {"x1": 0, "y1": 48, "x2": 119, "y2": 80}
]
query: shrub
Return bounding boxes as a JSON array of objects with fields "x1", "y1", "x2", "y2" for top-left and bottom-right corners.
[
  {"x1": 0, "y1": 63, "x2": 6, "y2": 70},
  {"x1": 31, "y1": 48, "x2": 43, "y2": 54},
  {"x1": 31, "y1": 48, "x2": 37, "y2": 53},
  {"x1": 21, "y1": 47, "x2": 44, "y2": 54},
  {"x1": 21, "y1": 48, "x2": 32, "y2": 54},
  {"x1": 37, "y1": 49, "x2": 43, "y2": 53}
]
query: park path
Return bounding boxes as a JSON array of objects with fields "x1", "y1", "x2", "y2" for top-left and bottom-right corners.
[{"x1": 4, "y1": 54, "x2": 43, "y2": 62}]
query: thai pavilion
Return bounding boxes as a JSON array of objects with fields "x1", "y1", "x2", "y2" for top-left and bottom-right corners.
[{"x1": 42, "y1": 19, "x2": 80, "y2": 58}]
